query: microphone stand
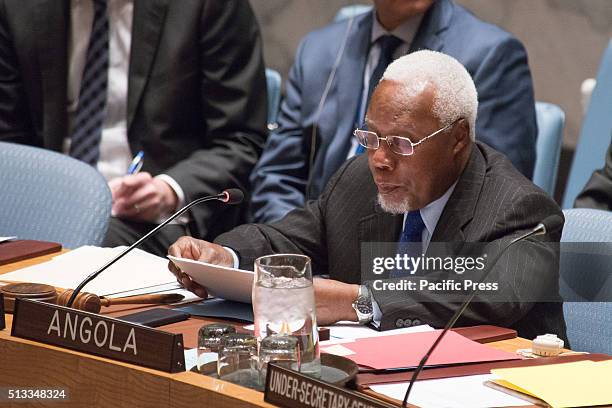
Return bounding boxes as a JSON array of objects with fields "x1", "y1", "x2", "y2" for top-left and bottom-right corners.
[
  {"x1": 401, "y1": 218, "x2": 560, "y2": 407},
  {"x1": 66, "y1": 191, "x2": 232, "y2": 308}
]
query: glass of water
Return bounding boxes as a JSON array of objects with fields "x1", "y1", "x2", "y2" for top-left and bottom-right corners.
[
  {"x1": 252, "y1": 254, "x2": 320, "y2": 377},
  {"x1": 197, "y1": 323, "x2": 236, "y2": 373},
  {"x1": 258, "y1": 334, "x2": 301, "y2": 386},
  {"x1": 217, "y1": 333, "x2": 259, "y2": 388}
]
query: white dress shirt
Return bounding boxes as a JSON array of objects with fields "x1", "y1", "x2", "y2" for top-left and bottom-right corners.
[
  {"x1": 407, "y1": 181, "x2": 458, "y2": 254},
  {"x1": 65, "y1": 0, "x2": 185, "y2": 213}
]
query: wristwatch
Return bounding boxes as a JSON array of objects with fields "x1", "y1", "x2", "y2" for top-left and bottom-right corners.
[{"x1": 352, "y1": 285, "x2": 374, "y2": 325}]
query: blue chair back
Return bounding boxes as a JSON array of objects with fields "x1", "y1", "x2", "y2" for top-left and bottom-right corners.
[
  {"x1": 0, "y1": 142, "x2": 111, "y2": 248},
  {"x1": 265, "y1": 68, "x2": 282, "y2": 130},
  {"x1": 560, "y1": 209, "x2": 612, "y2": 354},
  {"x1": 334, "y1": 4, "x2": 372, "y2": 22},
  {"x1": 562, "y1": 40, "x2": 612, "y2": 208},
  {"x1": 533, "y1": 102, "x2": 565, "y2": 196}
]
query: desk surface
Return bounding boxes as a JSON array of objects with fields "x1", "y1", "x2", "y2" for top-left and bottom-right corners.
[{"x1": 0, "y1": 252, "x2": 561, "y2": 408}]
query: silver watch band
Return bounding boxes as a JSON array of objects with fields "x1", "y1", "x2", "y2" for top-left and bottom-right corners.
[{"x1": 353, "y1": 284, "x2": 373, "y2": 325}]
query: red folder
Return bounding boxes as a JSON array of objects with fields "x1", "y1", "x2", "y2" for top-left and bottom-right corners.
[
  {"x1": 0, "y1": 240, "x2": 62, "y2": 266},
  {"x1": 341, "y1": 329, "x2": 520, "y2": 369}
]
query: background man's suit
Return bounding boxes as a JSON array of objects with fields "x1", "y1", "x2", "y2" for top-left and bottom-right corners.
[
  {"x1": 249, "y1": 0, "x2": 538, "y2": 223},
  {"x1": 0, "y1": 0, "x2": 268, "y2": 248},
  {"x1": 217, "y1": 143, "x2": 567, "y2": 341},
  {"x1": 575, "y1": 136, "x2": 612, "y2": 210}
]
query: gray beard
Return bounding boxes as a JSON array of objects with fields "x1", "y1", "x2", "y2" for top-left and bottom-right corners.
[{"x1": 377, "y1": 193, "x2": 413, "y2": 214}]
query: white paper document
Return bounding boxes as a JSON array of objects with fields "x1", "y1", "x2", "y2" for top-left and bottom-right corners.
[
  {"x1": 167, "y1": 255, "x2": 253, "y2": 303},
  {"x1": 183, "y1": 348, "x2": 198, "y2": 371},
  {"x1": 326, "y1": 321, "x2": 434, "y2": 341},
  {"x1": 370, "y1": 374, "x2": 531, "y2": 408},
  {"x1": 0, "y1": 246, "x2": 177, "y2": 296}
]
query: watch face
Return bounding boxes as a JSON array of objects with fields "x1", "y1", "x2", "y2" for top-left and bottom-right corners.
[{"x1": 355, "y1": 297, "x2": 373, "y2": 314}]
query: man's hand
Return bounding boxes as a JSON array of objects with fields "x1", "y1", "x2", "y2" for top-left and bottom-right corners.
[
  {"x1": 109, "y1": 172, "x2": 178, "y2": 222},
  {"x1": 167, "y1": 236, "x2": 234, "y2": 298},
  {"x1": 313, "y1": 278, "x2": 359, "y2": 326}
]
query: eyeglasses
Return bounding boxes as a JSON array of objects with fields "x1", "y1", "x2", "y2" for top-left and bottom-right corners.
[{"x1": 353, "y1": 119, "x2": 459, "y2": 156}]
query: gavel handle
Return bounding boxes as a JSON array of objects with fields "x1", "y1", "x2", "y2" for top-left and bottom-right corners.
[{"x1": 99, "y1": 293, "x2": 185, "y2": 307}]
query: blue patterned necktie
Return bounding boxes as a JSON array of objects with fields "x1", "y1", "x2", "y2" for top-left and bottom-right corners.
[
  {"x1": 355, "y1": 35, "x2": 403, "y2": 156},
  {"x1": 391, "y1": 210, "x2": 426, "y2": 278},
  {"x1": 69, "y1": 0, "x2": 109, "y2": 166},
  {"x1": 367, "y1": 35, "x2": 402, "y2": 105}
]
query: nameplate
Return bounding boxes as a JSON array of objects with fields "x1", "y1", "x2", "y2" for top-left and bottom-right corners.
[
  {"x1": 264, "y1": 363, "x2": 394, "y2": 408},
  {"x1": 0, "y1": 293, "x2": 4, "y2": 330},
  {"x1": 11, "y1": 299, "x2": 185, "y2": 373}
]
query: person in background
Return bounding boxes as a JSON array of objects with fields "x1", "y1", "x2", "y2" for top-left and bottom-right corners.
[
  {"x1": 574, "y1": 136, "x2": 612, "y2": 210},
  {"x1": 169, "y1": 51, "x2": 566, "y2": 342},
  {"x1": 249, "y1": 0, "x2": 538, "y2": 223},
  {"x1": 0, "y1": 1, "x2": 267, "y2": 255}
]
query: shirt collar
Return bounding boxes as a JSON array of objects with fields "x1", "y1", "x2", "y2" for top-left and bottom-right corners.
[
  {"x1": 417, "y1": 181, "x2": 458, "y2": 237},
  {"x1": 370, "y1": 9, "x2": 424, "y2": 46}
]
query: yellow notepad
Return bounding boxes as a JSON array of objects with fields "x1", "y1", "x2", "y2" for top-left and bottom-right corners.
[{"x1": 491, "y1": 360, "x2": 612, "y2": 408}]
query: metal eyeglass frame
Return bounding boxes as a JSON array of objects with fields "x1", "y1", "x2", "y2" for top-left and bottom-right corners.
[{"x1": 353, "y1": 119, "x2": 460, "y2": 156}]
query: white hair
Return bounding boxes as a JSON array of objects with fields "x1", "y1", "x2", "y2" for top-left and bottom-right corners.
[{"x1": 381, "y1": 50, "x2": 478, "y2": 141}]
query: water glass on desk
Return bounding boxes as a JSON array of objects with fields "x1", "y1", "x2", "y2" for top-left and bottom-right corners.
[
  {"x1": 217, "y1": 333, "x2": 259, "y2": 388},
  {"x1": 197, "y1": 323, "x2": 236, "y2": 373},
  {"x1": 252, "y1": 254, "x2": 320, "y2": 377},
  {"x1": 258, "y1": 334, "x2": 300, "y2": 385}
]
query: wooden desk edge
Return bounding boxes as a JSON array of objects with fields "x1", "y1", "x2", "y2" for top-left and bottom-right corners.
[{"x1": 1, "y1": 312, "x2": 274, "y2": 408}]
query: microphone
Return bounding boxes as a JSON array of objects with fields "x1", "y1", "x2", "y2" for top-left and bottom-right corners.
[
  {"x1": 401, "y1": 215, "x2": 563, "y2": 407},
  {"x1": 510, "y1": 214, "x2": 563, "y2": 244},
  {"x1": 66, "y1": 189, "x2": 244, "y2": 308},
  {"x1": 221, "y1": 188, "x2": 244, "y2": 205}
]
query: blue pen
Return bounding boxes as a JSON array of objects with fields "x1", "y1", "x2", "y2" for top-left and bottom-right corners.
[{"x1": 127, "y1": 151, "x2": 144, "y2": 175}]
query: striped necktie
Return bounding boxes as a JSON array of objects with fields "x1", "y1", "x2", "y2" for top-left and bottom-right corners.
[
  {"x1": 391, "y1": 210, "x2": 426, "y2": 278},
  {"x1": 69, "y1": 0, "x2": 109, "y2": 166}
]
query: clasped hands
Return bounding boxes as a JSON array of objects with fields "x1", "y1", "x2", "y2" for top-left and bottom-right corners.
[
  {"x1": 109, "y1": 172, "x2": 178, "y2": 222},
  {"x1": 167, "y1": 236, "x2": 360, "y2": 325}
]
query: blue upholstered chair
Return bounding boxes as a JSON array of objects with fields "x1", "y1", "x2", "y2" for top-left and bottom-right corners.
[
  {"x1": 560, "y1": 209, "x2": 612, "y2": 354},
  {"x1": 265, "y1": 68, "x2": 282, "y2": 130},
  {"x1": 0, "y1": 142, "x2": 111, "y2": 248},
  {"x1": 562, "y1": 40, "x2": 612, "y2": 208},
  {"x1": 533, "y1": 102, "x2": 565, "y2": 196}
]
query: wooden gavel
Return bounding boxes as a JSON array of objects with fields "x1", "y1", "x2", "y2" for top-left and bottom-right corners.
[
  {"x1": 1, "y1": 282, "x2": 184, "y2": 314},
  {"x1": 57, "y1": 289, "x2": 185, "y2": 313}
]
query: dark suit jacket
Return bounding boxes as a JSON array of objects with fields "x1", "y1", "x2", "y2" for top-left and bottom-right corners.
[
  {"x1": 217, "y1": 142, "x2": 567, "y2": 341},
  {"x1": 575, "y1": 136, "x2": 612, "y2": 210},
  {"x1": 0, "y1": 0, "x2": 268, "y2": 239},
  {"x1": 249, "y1": 0, "x2": 538, "y2": 223}
]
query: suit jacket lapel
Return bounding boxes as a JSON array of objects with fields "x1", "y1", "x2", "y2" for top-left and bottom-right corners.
[
  {"x1": 358, "y1": 197, "x2": 403, "y2": 247},
  {"x1": 410, "y1": 0, "x2": 453, "y2": 52},
  {"x1": 431, "y1": 146, "x2": 486, "y2": 242},
  {"x1": 35, "y1": 0, "x2": 69, "y2": 151},
  {"x1": 356, "y1": 199, "x2": 402, "y2": 284},
  {"x1": 127, "y1": 0, "x2": 168, "y2": 131},
  {"x1": 323, "y1": 13, "x2": 373, "y2": 180}
]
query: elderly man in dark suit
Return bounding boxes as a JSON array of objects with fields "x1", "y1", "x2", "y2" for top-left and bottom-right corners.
[
  {"x1": 0, "y1": 1, "x2": 267, "y2": 255},
  {"x1": 169, "y1": 51, "x2": 566, "y2": 341},
  {"x1": 249, "y1": 0, "x2": 538, "y2": 224}
]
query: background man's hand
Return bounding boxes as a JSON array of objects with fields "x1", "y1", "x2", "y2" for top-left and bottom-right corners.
[
  {"x1": 109, "y1": 172, "x2": 178, "y2": 222},
  {"x1": 167, "y1": 236, "x2": 234, "y2": 298},
  {"x1": 313, "y1": 278, "x2": 359, "y2": 326}
]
